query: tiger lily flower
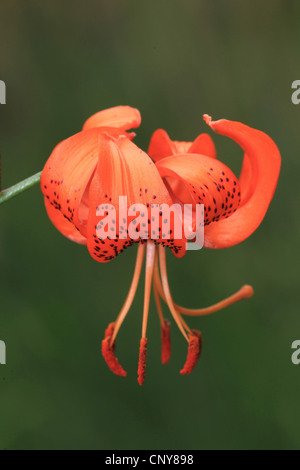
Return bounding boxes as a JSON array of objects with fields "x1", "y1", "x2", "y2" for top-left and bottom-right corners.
[{"x1": 41, "y1": 106, "x2": 281, "y2": 385}]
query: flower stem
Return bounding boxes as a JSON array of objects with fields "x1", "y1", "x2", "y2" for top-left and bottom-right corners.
[{"x1": 0, "y1": 171, "x2": 42, "y2": 205}]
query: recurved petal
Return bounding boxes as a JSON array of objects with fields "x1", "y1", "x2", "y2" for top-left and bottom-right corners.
[
  {"x1": 238, "y1": 153, "x2": 255, "y2": 205},
  {"x1": 41, "y1": 128, "x2": 103, "y2": 239},
  {"x1": 86, "y1": 134, "x2": 186, "y2": 262},
  {"x1": 188, "y1": 133, "x2": 216, "y2": 159},
  {"x1": 82, "y1": 106, "x2": 141, "y2": 131},
  {"x1": 148, "y1": 129, "x2": 177, "y2": 162},
  {"x1": 156, "y1": 153, "x2": 241, "y2": 227},
  {"x1": 44, "y1": 198, "x2": 87, "y2": 245},
  {"x1": 203, "y1": 115, "x2": 281, "y2": 248},
  {"x1": 148, "y1": 129, "x2": 216, "y2": 162}
]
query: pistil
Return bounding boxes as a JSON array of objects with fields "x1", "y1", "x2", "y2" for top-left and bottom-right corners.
[
  {"x1": 154, "y1": 260, "x2": 253, "y2": 317},
  {"x1": 178, "y1": 285, "x2": 254, "y2": 316}
]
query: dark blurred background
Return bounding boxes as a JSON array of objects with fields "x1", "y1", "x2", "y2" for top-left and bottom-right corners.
[{"x1": 0, "y1": 0, "x2": 299, "y2": 450}]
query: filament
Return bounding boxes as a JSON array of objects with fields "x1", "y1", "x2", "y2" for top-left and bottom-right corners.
[
  {"x1": 141, "y1": 240, "x2": 156, "y2": 338},
  {"x1": 110, "y1": 243, "x2": 146, "y2": 345},
  {"x1": 158, "y1": 246, "x2": 191, "y2": 341}
]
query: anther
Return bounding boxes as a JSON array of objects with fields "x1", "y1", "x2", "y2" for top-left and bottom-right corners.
[
  {"x1": 180, "y1": 330, "x2": 202, "y2": 375},
  {"x1": 137, "y1": 337, "x2": 148, "y2": 386},
  {"x1": 161, "y1": 319, "x2": 171, "y2": 365},
  {"x1": 102, "y1": 322, "x2": 127, "y2": 377}
]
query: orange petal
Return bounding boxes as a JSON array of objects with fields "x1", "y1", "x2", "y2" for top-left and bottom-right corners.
[
  {"x1": 44, "y1": 198, "x2": 87, "y2": 245},
  {"x1": 203, "y1": 115, "x2": 281, "y2": 248},
  {"x1": 156, "y1": 154, "x2": 241, "y2": 226},
  {"x1": 82, "y1": 106, "x2": 141, "y2": 131},
  {"x1": 148, "y1": 129, "x2": 216, "y2": 162},
  {"x1": 86, "y1": 134, "x2": 186, "y2": 262},
  {"x1": 189, "y1": 133, "x2": 216, "y2": 158},
  {"x1": 148, "y1": 129, "x2": 177, "y2": 162},
  {"x1": 41, "y1": 128, "x2": 103, "y2": 239},
  {"x1": 238, "y1": 153, "x2": 254, "y2": 205}
]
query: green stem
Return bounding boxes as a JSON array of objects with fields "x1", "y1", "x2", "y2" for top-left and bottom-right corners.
[{"x1": 0, "y1": 171, "x2": 42, "y2": 205}]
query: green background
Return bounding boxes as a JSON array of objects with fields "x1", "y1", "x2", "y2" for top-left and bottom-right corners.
[{"x1": 0, "y1": 0, "x2": 299, "y2": 450}]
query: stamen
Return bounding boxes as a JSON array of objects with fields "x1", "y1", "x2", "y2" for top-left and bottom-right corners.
[
  {"x1": 137, "y1": 241, "x2": 156, "y2": 385},
  {"x1": 153, "y1": 256, "x2": 165, "y2": 300},
  {"x1": 141, "y1": 240, "x2": 156, "y2": 339},
  {"x1": 158, "y1": 246, "x2": 191, "y2": 341},
  {"x1": 178, "y1": 285, "x2": 254, "y2": 316},
  {"x1": 104, "y1": 322, "x2": 115, "y2": 339},
  {"x1": 102, "y1": 322, "x2": 127, "y2": 376},
  {"x1": 153, "y1": 264, "x2": 165, "y2": 326},
  {"x1": 180, "y1": 330, "x2": 202, "y2": 375},
  {"x1": 161, "y1": 319, "x2": 171, "y2": 365},
  {"x1": 110, "y1": 243, "x2": 146, "y2": 345},
  {"x1": 154, "y1": 256, "x2": 191, "y2": 334},
  {"x1": 178, "y1": 315, "x2": 192, "y2": 335},
  {"x1": 137, "y1": 337, "x2": 148, "y2": 386},
  {"x1": 153, "y1": 255, "x2": 172, "y2": 365}
]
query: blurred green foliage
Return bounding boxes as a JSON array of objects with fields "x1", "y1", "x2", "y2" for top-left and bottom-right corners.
[{"x1": 0, "y1": 0, "x2": 299, "y2": 450}]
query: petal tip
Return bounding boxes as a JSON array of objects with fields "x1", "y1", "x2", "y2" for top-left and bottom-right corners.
[{"x1": 203, "y1": 114, "x2": 213, "y2": 126}]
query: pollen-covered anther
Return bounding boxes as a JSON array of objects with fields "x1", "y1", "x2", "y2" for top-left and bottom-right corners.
[
  {"x1": 180, "y1": 329, "x2": 202, "y2": 375},
  {"x1": 161, "y1": 319, "x2": 171, "y2": 365},
  {"x1": 101, "y1": 323, "x2": 127, "y2": 377},
  {"x1": 137, "y1": 337, "x2": 148, "y2": 386}
]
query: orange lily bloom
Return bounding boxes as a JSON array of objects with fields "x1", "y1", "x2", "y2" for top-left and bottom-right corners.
[{"x1": 41, "y1": 106, "x2": 281, "y2": 385}]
